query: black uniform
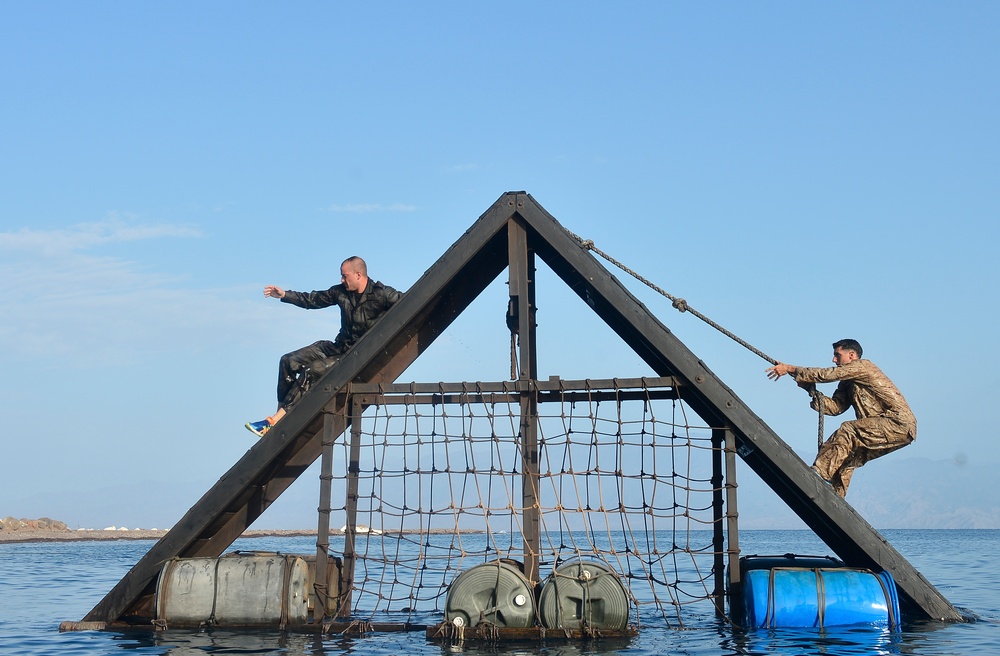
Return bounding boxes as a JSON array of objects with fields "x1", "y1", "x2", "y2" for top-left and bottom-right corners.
[{"x1": 276, "y1": 280, "x2": 403, "y2": 408}]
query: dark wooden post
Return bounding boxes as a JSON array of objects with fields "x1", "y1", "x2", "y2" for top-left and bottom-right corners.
[
  {"x1": 313, "y1": 412, "x2": 337, "y2": 619},
  {"x1": 724, "y1": 429, "x2": 742, "y2": 622},
  {"x1": 336, "y1": 395, "x2": 364, "y2": 618},
  {"x1": 711, "y1": 428, "x2": 726, "y2": 617},
  {"x1": 509, "y1": 216, "x2": 540, "y2": 585}
]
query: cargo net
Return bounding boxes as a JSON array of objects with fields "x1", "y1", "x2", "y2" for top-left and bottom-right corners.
[{"x1": 324, "y1": 378, "x2": 732, "y2": 629}]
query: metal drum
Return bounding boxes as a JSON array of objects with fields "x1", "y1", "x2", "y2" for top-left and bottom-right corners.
[
  {"x1": 444, "y1": 561, "x2": 535, "y2": 628},
  {"x1": 538, "y1": 560, "x2": 630, "y2": 630},
  {"x1": 155, "y1": 552, "x2": 320, "y2": 627}
]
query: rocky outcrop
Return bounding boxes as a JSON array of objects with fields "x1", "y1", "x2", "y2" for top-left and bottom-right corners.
[{"x1": 0, "y1": 516, "x2": 69, "y2": 532}]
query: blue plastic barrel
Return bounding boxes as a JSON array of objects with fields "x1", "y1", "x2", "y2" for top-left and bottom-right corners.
[{"x1": 743, "y1": 566, "x2": 900, "y2": 629}]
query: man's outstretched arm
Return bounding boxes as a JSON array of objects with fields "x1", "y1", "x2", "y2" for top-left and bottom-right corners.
[
  {"x1": 765, "y1": 362, "x2": 797, "y2": 380},
  {"x1": 264, "y1": 285, "x2": 285, "y2": 299}
]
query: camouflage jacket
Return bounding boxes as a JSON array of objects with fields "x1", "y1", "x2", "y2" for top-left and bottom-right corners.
[
  {"x1": 793, "y1": 359, "x2": 916, "y2": 438},
  {"x1": 281, "y1": 280, "x2": 403, "y2": 349}
]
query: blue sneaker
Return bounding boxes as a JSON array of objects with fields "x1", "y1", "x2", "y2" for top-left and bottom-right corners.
[{"x1": 245, "y1": 419, "x2": 271, "y2": 437}]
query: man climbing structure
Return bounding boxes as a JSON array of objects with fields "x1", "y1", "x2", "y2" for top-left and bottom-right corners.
[
  {"x1": 245, "y1": 256, "x2": 403, "y2": 437},
  {"x1": 765, "y1": 339, "x2": 916, "y2": 497}
]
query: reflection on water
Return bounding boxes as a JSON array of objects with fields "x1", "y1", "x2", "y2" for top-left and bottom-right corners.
[
  {"x1": 2, "y1": 530, "x2": 999, "y2": 656},
  {"x1": 724, "y1": 625, "x2": 903, "y2": 656}
]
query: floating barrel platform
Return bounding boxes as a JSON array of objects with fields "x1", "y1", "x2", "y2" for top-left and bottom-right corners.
[
  {"x1": 740, "y1": 554, "x2": 901, "y2": 629},
  {"x1": 538, "y1": 560, "x2": 631, "y2": 630},
  {"x1": 154, "y1": 551, "x2": 340, "y2": 628},
  {"x1": 444, "y1": 561, "x2": 535, "y2": 629}
]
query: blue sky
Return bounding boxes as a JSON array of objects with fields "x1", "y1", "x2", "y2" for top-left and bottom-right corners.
[{"x1": 2, "y1": 2, "x2": 998, "y2": 530}]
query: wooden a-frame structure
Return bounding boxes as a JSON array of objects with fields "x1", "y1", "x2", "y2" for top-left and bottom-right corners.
[{"x1": 82, "y1": 191, "x2": 962, "y2": 625}]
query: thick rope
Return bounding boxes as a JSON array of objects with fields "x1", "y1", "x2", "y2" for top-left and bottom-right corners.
[
  {"x1": 808, "y1": 388, "x2": 826, "y2": 452},
  {"x1": 568, "y1": 230, "x2": 827, "y2": 453},
  {"x1": 566, "y1": 230, "x2": 778, "y2": 366}
]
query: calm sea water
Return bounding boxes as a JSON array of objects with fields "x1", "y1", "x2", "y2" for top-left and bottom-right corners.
[{"x1": 1, "y1": 529, "x2": 997, "y2": 655}]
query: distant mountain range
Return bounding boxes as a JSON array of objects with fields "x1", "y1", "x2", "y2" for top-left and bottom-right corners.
[
  {"x1": 9, "y1": 457, "x2": 998, "y2": 532},
  {"x1": 736, "y1": 457, "x2": 1000, "y2": 530}
]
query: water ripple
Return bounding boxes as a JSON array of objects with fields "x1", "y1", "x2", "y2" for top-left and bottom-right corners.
[{"x1": 2, "y1": 530, "x2": 998, "y2": 656}]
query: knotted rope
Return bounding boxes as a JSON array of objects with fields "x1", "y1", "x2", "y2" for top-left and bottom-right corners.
[{"x1": 805, "y1": 386, "x2": 826, "y2": 452}]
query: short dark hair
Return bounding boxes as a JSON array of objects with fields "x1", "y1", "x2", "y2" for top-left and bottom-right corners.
[
  {"x1": 342, "y1": 256, "x2": 368, "y2": 276},
  {"x1": 832, "y1": 338, "x2": 863, "y2": 357}
]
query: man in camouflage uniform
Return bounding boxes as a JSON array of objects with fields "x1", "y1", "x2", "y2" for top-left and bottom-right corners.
[
  {"x1": 245, "y1": 256, "x2": 404, "y2": 437},
  {"x1": 765, "y1": 339, "x2": 916, "y2": 497}
]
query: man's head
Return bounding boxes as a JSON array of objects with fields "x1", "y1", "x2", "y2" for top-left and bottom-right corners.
[
  {"x1": 832, "y1": 338, "x2": 863, "y2": 366},
  {"x1": 340, "y1": 256, "x2": 369, "y2": 292}
]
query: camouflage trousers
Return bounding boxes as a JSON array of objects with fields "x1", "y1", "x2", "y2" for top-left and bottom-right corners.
[{"x1": 812, "y1": 416, "x2": 914, "y2": 497}]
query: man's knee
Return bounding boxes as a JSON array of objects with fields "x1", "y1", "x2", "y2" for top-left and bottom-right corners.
[
  {"x1": 306, "y1": 356, "x2": 341, "y2": 380},
  {"x1": 279, "y1": 342, "x2": 323, "y2": 371},
  {"x1": 829, "y1": 422, "x2": 860, "y2": 447}
]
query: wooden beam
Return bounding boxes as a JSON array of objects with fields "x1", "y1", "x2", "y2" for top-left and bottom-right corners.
[{"x1": 509, "y1": 216, "x2": 541, "y2": 585}]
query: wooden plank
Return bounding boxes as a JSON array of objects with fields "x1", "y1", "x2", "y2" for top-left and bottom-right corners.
[
  {"x1": 711, "y1": 428, "x2": 725, "y2": 617},
  {"x1": 426, "y1": 623, "x2": 638, "y2": 640},
  {"x1": 337, "y1": 398, "x2": 365, "y2": 618},
  {"x1": 313, "y1": 414, "x2": 336, "y2": 618},
  {"x1": 510, "y1": 216, "x2": 541, "y2": 585},
  {"x1": 724, "y1": 428, "x2": 743, "y2": 620},
  {"x1": 351, "y1": 387, "x2": 679, "y2": 408},
  {"x1": 348, "y1": 376, "x2": 680, "y2": 395}
]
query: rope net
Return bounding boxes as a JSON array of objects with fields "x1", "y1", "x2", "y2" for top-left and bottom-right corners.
[{"x1": 324, "y1": 379, "x2": 733, "y2": 629}]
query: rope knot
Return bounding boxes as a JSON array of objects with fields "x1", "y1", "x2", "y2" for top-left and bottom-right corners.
[
  {"x1": 580, "y1": 240, "x2": 595, "y2": 250},
  {"x1": 672, "y1": 298, "x2": 689, "y2": 313}
]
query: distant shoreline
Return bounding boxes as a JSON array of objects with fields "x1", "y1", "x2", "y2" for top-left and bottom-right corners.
[
  {"x1": 0, "y1": 527, "x2": 477, "y2": 544},
  {"x1": 0, "y1": 528, "x2": 318, "y2": 544}
]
